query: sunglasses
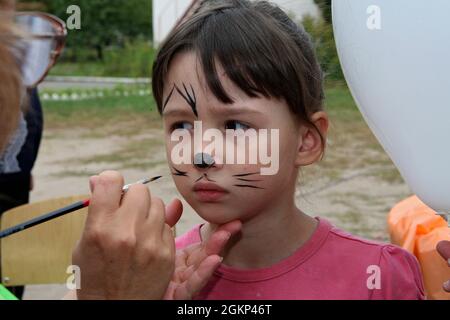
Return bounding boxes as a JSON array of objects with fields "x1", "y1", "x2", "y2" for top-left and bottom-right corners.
[{"x1": 14, "y1": 11, "x2": 67, "y2": 88}]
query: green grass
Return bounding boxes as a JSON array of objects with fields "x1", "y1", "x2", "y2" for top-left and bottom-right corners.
[
  {"x1": 42, "y1": 94, "x2": 161, "y2": 129},
  {"x1": 51, "y1": 41, "x2": 156, "y2": 78},
  {"x1": 49, "y1": 62, "x2": 109, "y2": 77}
]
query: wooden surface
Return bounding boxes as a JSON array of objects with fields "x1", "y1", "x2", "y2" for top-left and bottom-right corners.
[{"x1": 0, "y1": 195, "x2": 88, "y2": 286}]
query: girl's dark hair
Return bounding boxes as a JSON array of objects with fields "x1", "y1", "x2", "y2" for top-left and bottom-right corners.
[{"x1": 152, "y1": 0, "x2": 325, "y2": 148}]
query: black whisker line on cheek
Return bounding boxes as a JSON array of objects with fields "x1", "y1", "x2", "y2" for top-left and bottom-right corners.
[
  {"x1": 233, "y1": 184, "x2": 265, "y2": 189},
  {"x1": 163, "y1": 85, "x2": 175, "y2": 111},
  {"x1": 237, "y1": 178, "x2": 263, "y2": 182},
  {"x1": 172, "y1": 166, "x2": 188, "y2": 177},
  {"x1": 232, "y1": 172, "x2": 261, "y2": 177}
]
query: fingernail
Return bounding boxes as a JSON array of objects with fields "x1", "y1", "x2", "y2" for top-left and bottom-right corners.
[{"x1": 444, "y1": 280, "x2": 450, "y2": 292}]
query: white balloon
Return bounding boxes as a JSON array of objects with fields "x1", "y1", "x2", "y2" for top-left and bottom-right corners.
[{"x1": 332, "y1": 0, "x2": 450, "y2": 215}]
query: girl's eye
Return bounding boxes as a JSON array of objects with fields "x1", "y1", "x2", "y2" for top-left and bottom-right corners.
[
  {"x1": 171, "y1": 121, "x2": 193, "y2": 131},
  {"x1": 225, "y1": 120, "x2": 250, "y2": 131}
]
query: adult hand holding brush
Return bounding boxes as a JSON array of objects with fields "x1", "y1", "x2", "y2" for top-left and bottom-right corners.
[{"x1": 67, "y1": 171, "x2": 241, "y2": 300}]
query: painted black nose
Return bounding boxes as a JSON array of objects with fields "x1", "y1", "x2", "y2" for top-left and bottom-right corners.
[{"x1": 194, "y1": 152, "x2": 215, "y2": 169}]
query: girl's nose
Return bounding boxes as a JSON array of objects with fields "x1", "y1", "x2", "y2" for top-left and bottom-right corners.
[{"x1": 193, "y1": 152, "x2": 215, "y2": 169}]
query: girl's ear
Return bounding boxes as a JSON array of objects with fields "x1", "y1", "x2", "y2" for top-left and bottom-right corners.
[{"x1": 294, "y1": 111, "x2": 329, "y2": 167}]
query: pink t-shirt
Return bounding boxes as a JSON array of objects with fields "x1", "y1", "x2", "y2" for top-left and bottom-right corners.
[{"x1": 175, "y1": 217, "x2": 426, "y2": 300}]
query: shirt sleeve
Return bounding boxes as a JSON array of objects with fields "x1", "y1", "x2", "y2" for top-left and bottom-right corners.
[{"x1": 371, "y1": 244, "x2": 426, "y2": 300}]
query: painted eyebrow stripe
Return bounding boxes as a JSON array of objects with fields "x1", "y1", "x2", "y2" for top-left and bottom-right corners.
[
  {"x1": 163, "y1": 85, "x2": 175, "y2": 111},
  {"x1": 232, "y1": 172, "x2": 260, "y2": 177},
  {"x1": 175, "y1": 83, "x2": 198, "y2": 117},
  {"x1": 190, "y1": 84, "x2": 196, "y2": 104},
  {"x1": 185, "y1": 83, "x2": 197, "y2": 116}
]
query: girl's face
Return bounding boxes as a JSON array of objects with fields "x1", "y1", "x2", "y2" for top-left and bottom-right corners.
[{"x1": 162, "y1": 51, "x2": 320, "y2": 224}]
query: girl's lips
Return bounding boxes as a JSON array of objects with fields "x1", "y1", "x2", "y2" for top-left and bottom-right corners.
[{"x1": 193, "y1": 182, "x2": 229, "y2": 202}]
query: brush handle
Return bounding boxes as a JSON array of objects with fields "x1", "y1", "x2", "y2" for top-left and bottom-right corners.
[
  {"x1": 0, "y1": 176, "x2": 161, "y2": 239},
  {"x1": 0, "y1": 200, "x2": 89, "y2": 239}
]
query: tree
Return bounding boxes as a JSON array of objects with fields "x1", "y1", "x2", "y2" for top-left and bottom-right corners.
[
  {"x1": 35, "y1": 0, "x2": 152, "y2": 60},
  {"x1": 314, "y1": 0, "x2": 332, "y2": 24}
]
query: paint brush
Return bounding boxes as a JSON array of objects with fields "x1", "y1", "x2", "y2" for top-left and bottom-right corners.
[{"x1": 0, "y1": 175, "x2": 162, "y2": 239}]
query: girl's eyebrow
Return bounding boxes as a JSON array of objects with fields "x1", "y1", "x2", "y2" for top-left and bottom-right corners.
[
  {"x1": 162, "y1": 107, "x2": 264, "y2": 118},
  {"x1": 162, "y1": 109, "x2": 195, "y2": 118},
  {"x1": 163, "y1": 83, "x2": 198, "y2": 117},
  {"x1": 215, "y1": 107, "x2": 264, "y2": 116}
]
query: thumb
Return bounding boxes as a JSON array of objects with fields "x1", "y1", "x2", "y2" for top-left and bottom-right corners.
[{"x1": 165, "y1": 198, "x2": 183, "y2": 227}]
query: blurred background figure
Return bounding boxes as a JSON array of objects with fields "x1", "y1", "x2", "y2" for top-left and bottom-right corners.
[
  {"x1": 0, "y1": 0, "x2": 22, "y2": 155},
  {"x1": 0, "y1": 0, "x2": 66, "y2": 298}
]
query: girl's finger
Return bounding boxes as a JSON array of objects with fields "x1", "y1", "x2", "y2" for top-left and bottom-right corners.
[
  {"x1": 183, "y1": 220, "x2": 241, "y2": 267},
  {"x1": 185, "y1": 230, "x2": 231, "y2": 267},
  {"x1": 174, "y1": 255, "x2": 222, "y2": 300},
  {"x1": 215, "y1": 220, "x2": 242, "y2": 236}
]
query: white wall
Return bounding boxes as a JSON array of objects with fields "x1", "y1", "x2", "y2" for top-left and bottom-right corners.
[
  {"x1": 152, "y1": 0, "x2": 193, "y2": 46},
  {"x1": 152, "y1": 0, "x2": 320, "y2": 46},
  {"x1": 271, "y1": 0, "x2": 321, "y2": 20}
]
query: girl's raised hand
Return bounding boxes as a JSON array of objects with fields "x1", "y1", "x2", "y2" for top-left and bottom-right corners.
[{"x1": 164, "y1": 220, "x2": 242, "y2": 300}]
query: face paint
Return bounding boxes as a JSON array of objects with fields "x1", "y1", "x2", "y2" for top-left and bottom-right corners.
[
  {"x1": 172, "y1": 166, "x2": 188, "y2": 177},
  {"x1": 232, "y1": 172, "x2": 264, "y2": 189},
  {"x1": 175, "y1": 83, "x2": 198, "y2": 117},
  {"x1": 163, "y1": 85, "x2": 175, "y2": 111},
  {"x1": 165, "y1": 80, "x2": 266, "y2": 191}
]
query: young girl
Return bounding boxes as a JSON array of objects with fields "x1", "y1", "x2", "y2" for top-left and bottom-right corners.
[{"x1": 152, "y1": 0, "x2": 425, "y2": 299}]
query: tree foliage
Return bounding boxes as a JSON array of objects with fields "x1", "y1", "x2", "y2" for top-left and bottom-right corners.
[
  {"x1": 313, "y1": 0, "x2": 332, "y2": 24},
  {"x1": 21, "y1": 0, "x2": 153, "y2": 60}
]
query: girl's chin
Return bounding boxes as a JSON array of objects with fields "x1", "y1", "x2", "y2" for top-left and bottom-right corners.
[{"x1": 195, "y1": 209, "x2": 242, "y2": 225}]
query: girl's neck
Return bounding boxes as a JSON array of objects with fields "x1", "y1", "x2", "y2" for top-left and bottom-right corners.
[{"x1": 201, "y1": 194, "x2": 318, "y2": 269}]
